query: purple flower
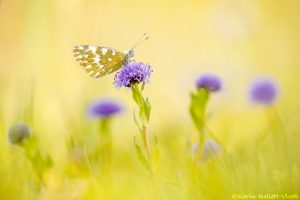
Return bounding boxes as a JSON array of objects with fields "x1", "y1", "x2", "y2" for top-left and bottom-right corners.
[
  {"x1": 114, "y1": 62, "x2": 153, "y2": 88},
  {"x1": 201, "y1": 139, "x2": 222, "y2": 160},
  {"x1": 192, "y1": 139, "x2": 222, "y2": 160},
  {"x1": 250, "y1": 78, "x2": 279, "y2": 105},
  {"x1": 87, "y1": 99, "x2": 122, "y2": 118},
  {"x1": 8, "y1": 124, "x2": 31, "y2": 144},
  {"x1": 196, "y1": 73, "x2": 222, "y2": 92}
]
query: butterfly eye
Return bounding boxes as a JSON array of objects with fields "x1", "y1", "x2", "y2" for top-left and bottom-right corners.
[{"x1": 129, "y1": 50, "x2": 135, "y2": 57}]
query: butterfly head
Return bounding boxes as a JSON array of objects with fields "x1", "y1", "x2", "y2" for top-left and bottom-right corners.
[{"x1": 124, "y1": 49, "x2": 135, "y2": 64}]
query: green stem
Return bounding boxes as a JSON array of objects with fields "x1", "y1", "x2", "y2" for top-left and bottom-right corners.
[
  {"x1": 99, "y1": 118, "x2": 112, "y2": 170},
  {"x1": 265, "y1": 107, "x2": 289, "y2": 159},
  {"x1": 131, "y1": 83, "x2": 155, "y2": 176},
  {"x1": 83, "y1": 144, "x2": 93, "y2": 175}
]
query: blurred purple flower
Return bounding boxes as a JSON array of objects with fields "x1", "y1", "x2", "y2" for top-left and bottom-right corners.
[
  {"x1": 250, "y1": 78, "x2": 279, "y2": 105},
  {"x1": 8, "y1": 123, "x2": 31, "y2": 144},
  {"x1": 87, "y1": 99, "x2": 122, "y2": 118},
  {"x1": 192, "y1": 139, "x2": 222, "y2": 160},
  {"x1": 201, "y1": 139, "x2": 222, "y2": 160},
  {"x1": 114, "y1": 62, "x2": 153, "y2": 88},
  {"x1": 196, "y1": 73, "x2": 222, "y2": 92}
]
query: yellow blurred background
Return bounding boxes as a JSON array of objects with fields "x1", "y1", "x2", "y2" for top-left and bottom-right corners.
[
  {"x1": 1, "y1": 0, "x2": 300, "y2": 142},
  {"x1": 1, "y1": 0, "x2": 300, "y2": 199}
]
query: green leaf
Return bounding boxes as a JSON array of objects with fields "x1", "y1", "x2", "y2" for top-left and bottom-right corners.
[
  {"x1": 131, "y1": 83, "x2": 152, "y2": 125},
  {"x1": 133, "y1": 137, "x2": 150, "y2": 171},
  {"x1": 45, "y1": 154, "x2": 53, "y2": 168},
  {"x1": 131, "y1": 83, "x2": 144, "y2": 107},
  {"x1": 144, "y1": 98, "x2": 151, "y2": 122},
  {"x1": 139, "y1": 107, "x2": 145, "y2": 125},
  {"x1": 133, "y1": 109, "x2": 142, "y2": 131},
  {"x1": 131, "y1": 86, "x2": 141, "y2": 106},
  {"x1": 141, "y1": 82, "x2": 145, "y2": 91}
]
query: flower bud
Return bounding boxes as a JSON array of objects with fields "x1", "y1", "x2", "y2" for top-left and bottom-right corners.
[{"x1": 8, "y1": 124, "x2": 31, "y2": 145}]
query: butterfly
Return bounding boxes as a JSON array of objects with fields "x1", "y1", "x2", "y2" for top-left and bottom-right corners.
[{"x1": 73, "y1": 33, "x2": 149, "y2": 78}]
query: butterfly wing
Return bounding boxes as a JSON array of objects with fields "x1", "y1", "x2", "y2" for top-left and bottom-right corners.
[{"x1": 73, "y1": 45, "x2": 125, "y2": 78}]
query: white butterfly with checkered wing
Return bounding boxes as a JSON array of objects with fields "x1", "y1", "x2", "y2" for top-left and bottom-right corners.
[{"x1": 73, "y1": 33, "x2": 149, "y2": 78}]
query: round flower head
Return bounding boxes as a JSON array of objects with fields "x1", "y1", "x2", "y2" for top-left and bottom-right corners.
[
  {"x1": 192, "y1": 139, "x2": 222, "y2": 160},
  {"x1": 196, "y1": 73, "x2": 222, "y2": 92},
  {"x1": 250, "y1": 78, "x2": 279, "y2": 105},
  {"x1": 201, "y1": 139, "x2": 222, "y2": 160},
  {"x1": 8, "y1": 124, "x2": 31, "y2": 145},
  {"x1": 114, "y1": 62, "x2": 153, "y2": 88},
  {"x1": 87, "y1": 99, "x2": 122, "y2": 118}
]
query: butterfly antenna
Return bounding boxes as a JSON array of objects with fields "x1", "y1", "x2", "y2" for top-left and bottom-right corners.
[{"x1": 131, "y1": 33, "x2": 149, "y2": 50}]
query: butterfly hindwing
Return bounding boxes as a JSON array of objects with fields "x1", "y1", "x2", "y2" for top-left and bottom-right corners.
[{"x1": 73, "y1": 45, "x2": 125, "y2": 78}]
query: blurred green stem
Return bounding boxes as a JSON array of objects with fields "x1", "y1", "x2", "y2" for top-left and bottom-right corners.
[
  {"x1": 258, "y1": 107, "x2": 285, "y2": 145},
  {"x1": 190, "y1": 88, "x2": 210, "y2": 159},
  {"x1": 265, "y1": 107, "x2": 288, "y2": 151},
  {"x1": 266, "y1": 107, "x2": 284, "y2": 134},
  {"x1": 99, "y1": 118, "x2": 112, "y2": 170}
]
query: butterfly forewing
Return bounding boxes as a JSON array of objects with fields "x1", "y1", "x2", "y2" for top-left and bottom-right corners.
[{"x1": 73, "y1": 45, "x2": 125, "y2": 78}]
